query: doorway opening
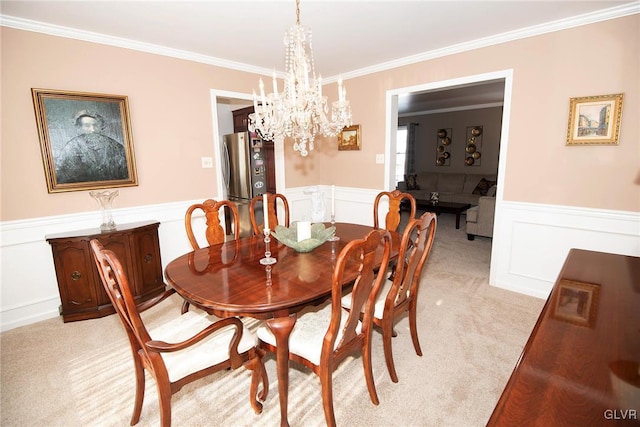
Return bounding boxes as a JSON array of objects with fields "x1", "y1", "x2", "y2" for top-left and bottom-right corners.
[
  {"x1": 385, "y1": 70, "x2": 513, "y2": 287},
  {"x1": 209, "y1": 89, "x2": 286, "y2": 200}
]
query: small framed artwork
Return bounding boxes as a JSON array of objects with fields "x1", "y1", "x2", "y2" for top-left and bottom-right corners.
[
  {"x1": 32, "y1": 88, "x2": 138, "y2": 193},
  {"x1": 566, "y1": 93, "x2": 624, "y2": 145},
  {"x1": 338, "y1": 125, "x2": 361, "y2": 151},
  {"x1": 551, "y1": 279, "x2": 600, "y2": 328}
]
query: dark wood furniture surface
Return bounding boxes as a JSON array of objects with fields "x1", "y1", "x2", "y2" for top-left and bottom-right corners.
[
  {"x1": 414, "y1": 200, "x2": 471, "y2": 229},
  {"x1": 164, "y1": 223, "x2": 400, "y2": 427},
  {"x1": 488, "y1": 249, "x2": 640, "y2": 426},
  {"x1": 263, "y1": 140, "x2": 276, "y2": 194},
  {"x1": 232, "y1": 105, "x2": 254, "y2": 133},
  {"x1": 46, "y1": 220, "x2": 166, "y2": 322}
]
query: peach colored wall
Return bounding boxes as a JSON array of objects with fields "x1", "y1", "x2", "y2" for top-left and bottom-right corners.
[
  {"x1": 312, "y1": 15, "x2": 639, "y2": 211},
  {"x1": 1, "y1": 28, "x2": 263, "y2": 221},
  {"x1": 2, "y1": 15, "x2": 639, "y2": 222}
]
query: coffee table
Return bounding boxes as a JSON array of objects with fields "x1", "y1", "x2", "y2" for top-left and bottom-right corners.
[{"x1": 414, "y1": 200, "x2": 471, "y2": 229}]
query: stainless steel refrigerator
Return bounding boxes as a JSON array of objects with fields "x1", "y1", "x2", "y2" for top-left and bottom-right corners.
[{"x1": 222, "y1": 131, "x2": 267, "y2": 236}]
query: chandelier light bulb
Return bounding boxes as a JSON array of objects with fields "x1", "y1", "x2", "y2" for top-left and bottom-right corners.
[{"x1": 248, "y1": 0, "x2": 352, "y2": 156}]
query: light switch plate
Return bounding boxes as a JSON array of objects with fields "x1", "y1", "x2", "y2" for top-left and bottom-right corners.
[
  {"x1": 201, "y1": 157, "x2": 213, "y2": 168},
  {"x1": 375, "y1": 154, "x2": 385, "y2": 164}
]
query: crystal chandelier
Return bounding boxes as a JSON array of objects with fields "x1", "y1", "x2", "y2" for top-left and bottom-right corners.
[{"x1": 248, "y1": 0, "x2": 352, "y2": 157}]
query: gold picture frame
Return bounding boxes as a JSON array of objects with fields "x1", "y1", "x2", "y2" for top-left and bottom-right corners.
[
  {"x1": 566, "y1": 93, "x2": 623, "y2": 145},
  {"x1": 338, "y1": 125, "x2": 361, "y2": 151},
  {"x1": 551, "y1": 279, "x2": 600, "y2": 328},
  {"x1": 32, "y1": 88, "x2": 138, "y2": 193}
]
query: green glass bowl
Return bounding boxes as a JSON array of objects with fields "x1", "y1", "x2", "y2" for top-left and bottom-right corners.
[{"x1": 271, "y1": 223, "x2": 336, "y2": 253}]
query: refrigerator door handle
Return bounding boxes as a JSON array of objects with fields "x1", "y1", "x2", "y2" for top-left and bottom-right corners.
[{"x1": 222, "y1": 142, "x2": 230, "y2": 189}]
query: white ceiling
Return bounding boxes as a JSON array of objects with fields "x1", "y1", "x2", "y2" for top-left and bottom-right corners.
[{"x1": 2, "y1": 0, "x2": 637, "y2": 112}]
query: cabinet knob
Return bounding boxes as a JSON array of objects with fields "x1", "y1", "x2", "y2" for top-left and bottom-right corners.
[
  {"x1": 144, "y1": 254, "x2": 153, "y2": 264},
  {"x1": 70, "y1": 271, "x2": 82, "y2": 281}
]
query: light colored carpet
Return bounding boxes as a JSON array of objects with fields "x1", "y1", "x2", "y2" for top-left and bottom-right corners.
[{"x1": 0, "y1": 213, "x2": 545, "y2": 426}]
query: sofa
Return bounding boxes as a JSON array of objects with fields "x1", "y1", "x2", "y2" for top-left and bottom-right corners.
[
  {"x1": 466, "y1": 196, "x2": 496, "y2": 240},
  {"x1": 397, "y1": 172, "x2": 497, "y2": 206}
]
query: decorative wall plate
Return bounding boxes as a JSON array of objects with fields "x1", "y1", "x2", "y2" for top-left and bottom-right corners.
[
  {"x1": 471, "y1": 127, "x2": 483, "y2": 136},
  {"x1": 441, "y1": 137, "x2": 451, "y2": 146},
  {"x1": 465, "y1": 157, "x2": 475, "y2": 165},
  {"x1": 443, "y1": 151, "x2": 450, "y2": 159},
  {"x1": 437, "y1": 145, "x2": 445, "y2": 153},
  {"x1": 436, "y1": 157, "x2": 445, "y2": 166},
  {"x1": 437, "y1": 129, "x2": 447, "y2": 138},
  {"x1": 473, "y1": 151, "x2": 481, "y2": 159},
  {"x1": 466, "y1": 144, "x2": 476, "y2": 153}
]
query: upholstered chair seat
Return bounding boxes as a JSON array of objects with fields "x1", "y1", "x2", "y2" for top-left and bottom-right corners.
[
  {"x1": 257, "y1": 303, "x2": 362, "y2": 366},
  {"x1": 149, "y1": 310, "x2": 258, "y2": 382}
]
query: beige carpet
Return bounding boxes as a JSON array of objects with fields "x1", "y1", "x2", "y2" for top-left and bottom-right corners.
[{"x1": 0, "y1": 213, "x2": 545, "y2": 426}]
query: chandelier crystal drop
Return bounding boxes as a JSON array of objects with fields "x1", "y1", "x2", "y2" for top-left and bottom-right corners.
[{"x1": 248, "y1": 0, "x2": 352, "y2": 156}]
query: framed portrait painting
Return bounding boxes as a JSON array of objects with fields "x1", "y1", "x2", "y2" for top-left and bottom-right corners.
[
  {"x1": 338, "y1": 125, "x2": 361, "y2": 151},
  {"x1": 32, "y1": 88, "x2": 138, "y2": 193},
  {"x1": 566, "y1": 93, "x2": 623, "y2": 145}
]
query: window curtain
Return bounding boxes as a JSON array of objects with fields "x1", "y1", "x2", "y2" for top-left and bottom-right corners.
[{"x1": 404, "y1": 122, "x2": 418, "y2": 176}]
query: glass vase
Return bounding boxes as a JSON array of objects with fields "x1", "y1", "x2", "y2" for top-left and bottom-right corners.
[{"x1": 90, "y1": 190, "x2": 119, "y2": 232}]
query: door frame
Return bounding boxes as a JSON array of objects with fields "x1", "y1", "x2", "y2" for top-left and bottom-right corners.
[{"x1": 384, "y1": 69, "x2": 513, "y2": 287}]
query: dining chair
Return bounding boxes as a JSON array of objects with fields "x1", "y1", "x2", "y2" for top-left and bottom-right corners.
[
  {"x1": 373, "y1": 189, "x2": 416, "y2": 232},
  {"x1": 342, "y1": 212, "x2": 437, "y2": 383},
  {"x1": 257, "y1": 229, "x2": 392, "y2": 427},
  {"x1": 89, "y1": 239, "x2": 268, "y2": 427},
  {"x1": 185, "y1": 198, "x2": 240, "y2": 249},
  {"x1": 183, "y1": 198, "x2": 240, "y2": 313},
  {"x1": 374, "y1": 189, "x2": 416, "y2": 281},
  {"x1": 249, "y1": 192, "x2": 290, "y2": 235}
]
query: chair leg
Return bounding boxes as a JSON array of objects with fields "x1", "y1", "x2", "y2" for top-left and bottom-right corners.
[
  {"x1": 320, "y1": 368, "x2": 337, "y2": 427},
  {"x1": 381, "y1": 318, "x2": 399, "y2": 383},
  {"x1": 409, "y1": 302, "x2": 422, "y2": 357},
  {"x1": 156, "y1": 379, "x2": 173, "y2": 427},
  {"x1": 130, "y1": 358, "x2": 146, "y2": 426},
  {"x1": 180, "y1": 300, "x2": 190, "y2": 314},
  {"x1": 363, "y1": 335, "x2": 381, "y2": 404},
  {"x1": 245, "y1": 350, "x2": 268, "y2": 414}
]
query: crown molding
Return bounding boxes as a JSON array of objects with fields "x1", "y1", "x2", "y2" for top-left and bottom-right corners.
[
  {"x1": 0, "y1": 14, "x2": 276, "y2": 76},
  {"x1": 1, "y1": 2, "x2": 638, "y2": 82},
  {"x1": 340, "y1": 2, "x2": 640, "y2": 80}
]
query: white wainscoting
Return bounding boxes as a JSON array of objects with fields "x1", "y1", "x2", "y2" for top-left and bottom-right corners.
[
  {"x1": 2, "y1": 189, "x2": 637, "y2": 331},
  {"x1": 490, "y1": 201, "x2": 640, "y2": 299}
]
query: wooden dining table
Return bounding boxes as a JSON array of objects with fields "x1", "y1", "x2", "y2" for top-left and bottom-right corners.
[{"x1": 164, "y1": 222, "x2": 400, "y2": 426}]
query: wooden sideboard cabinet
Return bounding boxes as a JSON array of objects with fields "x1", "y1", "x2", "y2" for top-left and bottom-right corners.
[{"x1": 46, "y1": 220, "x2": 167, "y2": 322}]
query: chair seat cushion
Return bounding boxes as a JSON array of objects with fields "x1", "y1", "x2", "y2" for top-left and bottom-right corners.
[
  {"x1": 257, "y1": 303, "x2": 361, "y2": 366},
  {"x1": 150, "y1": 312, "x2": 257, "y2": 382}
]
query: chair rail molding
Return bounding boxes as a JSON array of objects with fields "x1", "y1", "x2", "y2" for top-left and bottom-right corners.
[
  {"x1": 491, "y1": 200, "x2": 640, "y2": 299},
  {"x1": 2, "y1": 191, "x2": 638, "y2": 331}
]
